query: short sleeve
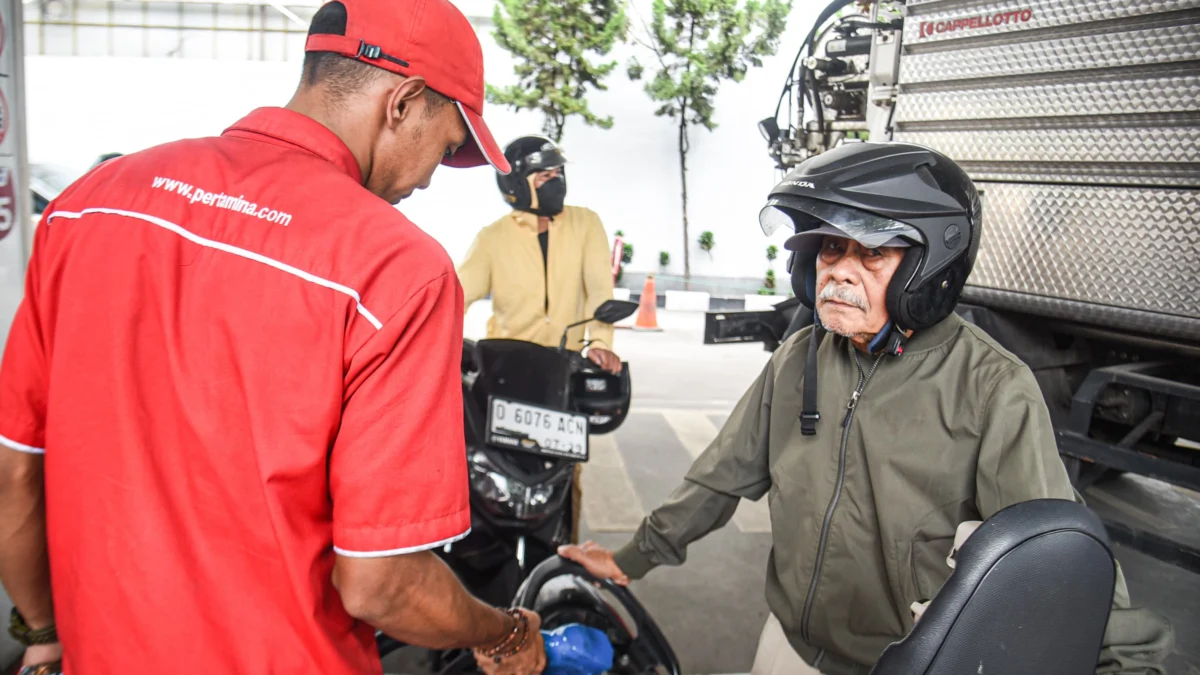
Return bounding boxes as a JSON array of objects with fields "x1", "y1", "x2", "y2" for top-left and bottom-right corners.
[
  {"x1": 330, "y1": 271, "x2": 471, "y2": 557},
  {"x1": 0, "y1": 218, "x2": 50, "y2": 455}
]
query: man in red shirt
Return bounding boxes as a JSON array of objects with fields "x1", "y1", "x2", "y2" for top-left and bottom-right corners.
[{"x1": 0, "y1": 0, "x2": 547, "y2": 673}]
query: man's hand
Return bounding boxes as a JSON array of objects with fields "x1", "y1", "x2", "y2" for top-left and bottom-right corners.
[
  {"x1": 557, "y1": 541, "x2": 630, "y2": 586},
  {"x1": 586, "y1": 348, "x2": 622, "y2": 374},
  {"x1": 473, "y1": 609, "x2": 546, "y2": 675},
  {"x1": 21, "y1": 641, "x2": 63, "y2": 669}
]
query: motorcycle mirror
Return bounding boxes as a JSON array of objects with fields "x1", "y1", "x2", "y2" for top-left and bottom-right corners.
[{"x1": 593, "y1": 299, "x2": 639, "y2": 325}]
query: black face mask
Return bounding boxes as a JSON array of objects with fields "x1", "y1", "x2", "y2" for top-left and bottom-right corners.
[{"x1": 534, "y1": 177, "x2": 566, "y2": 216}]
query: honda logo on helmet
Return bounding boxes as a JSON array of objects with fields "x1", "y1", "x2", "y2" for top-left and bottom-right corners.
[{"x1": 783, "y1": 180, "x2": 816, "y2": 189}]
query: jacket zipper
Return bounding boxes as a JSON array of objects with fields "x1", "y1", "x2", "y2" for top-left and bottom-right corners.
[{"x1": 800, "y1": 348, "x2": 883, "y2": 644}]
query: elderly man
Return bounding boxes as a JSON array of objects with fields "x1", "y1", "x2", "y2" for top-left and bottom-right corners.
[
  {"x1": 0, "y1": 0, "x2": 546, "y2": 673},
  {"x1": 561, "y1": 142, "x2": 1172, "y2": 674}
]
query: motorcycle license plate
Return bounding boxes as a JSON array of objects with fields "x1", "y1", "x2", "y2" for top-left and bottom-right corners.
[{"x1": 486, "y1": 397, "x2": 589, "y2": 461}]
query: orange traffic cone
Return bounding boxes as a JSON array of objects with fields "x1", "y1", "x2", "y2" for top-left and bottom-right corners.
[{"x1": 633, "y1": 274, "x2": 662, "y2": 332}]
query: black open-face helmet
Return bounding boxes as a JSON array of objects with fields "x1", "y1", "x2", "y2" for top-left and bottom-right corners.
[
  {"x1": 496, "y1": 135, "x2": 568, "y2": 214},
  {"x1": 760, "y1": 142, "x2": 982, "y2": 438},
  {"x1": 759, "y1": 141, "x2": 982, "y2": 334}
]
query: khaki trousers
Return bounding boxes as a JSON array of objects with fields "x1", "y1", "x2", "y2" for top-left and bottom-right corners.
[{"x1": 750, "y1": 614, "x2": 822, "y2": 675}]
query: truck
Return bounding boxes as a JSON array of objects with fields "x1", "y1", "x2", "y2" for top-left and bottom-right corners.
[{"x1": 706, "y1": 0, "x2": 1200, "y2": 573}]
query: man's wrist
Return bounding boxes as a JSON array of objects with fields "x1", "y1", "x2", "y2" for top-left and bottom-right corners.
[
  {"x1": 612, "y1": 540, "x2": 656, "y2": 581},
  {"x1": 476, "y1": 608, "x2": 527, "y2": 657},
  {"x1": 8, "y1": 607, "x2": 57, "y2": 646}
]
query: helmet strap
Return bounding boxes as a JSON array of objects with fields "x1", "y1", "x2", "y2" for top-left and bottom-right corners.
[
  {"x1": 867, "y1": 320, "x2": 908, "y2": 356},
  {"x1": 800, "y1": 317, "x2": 825, "y2": 436}
]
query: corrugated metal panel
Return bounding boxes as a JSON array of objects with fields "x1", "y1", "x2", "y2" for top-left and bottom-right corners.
[
  {"x1": 891, "y1": 0, "x2": 1199, "y2": 330},
  {"x1": 898, "y1": 71, "x2": 1200, "y2": 121},
  {"x1": 893, "y1": 126, "x2": 1200, "y2": 164},
  {"x1": 904, "y1": 0, "x2": 1198, "y2": 38},
  {"x1": 897, "y1": 24, "x2": 1200, "y2": 83},
  {"x1": 968, "y1": 182, "x2": 1200, "y2": 318}
]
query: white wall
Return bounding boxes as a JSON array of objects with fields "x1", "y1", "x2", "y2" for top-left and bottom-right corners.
[{"x1": 26, "y1": 0, "x2": 822, "y2": 283}]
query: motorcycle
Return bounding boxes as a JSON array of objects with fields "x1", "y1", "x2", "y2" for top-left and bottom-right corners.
[
  {"x1": 440, "y1": 299, "x2": 640, "y2": 607},
  {"x1": 377, "y1": 555, "x2": 682, "y2": 675}
]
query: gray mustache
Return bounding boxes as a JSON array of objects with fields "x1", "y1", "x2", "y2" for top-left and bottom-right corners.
[{"x1": 818, "y1": 282, "x2": 868, "y2": 311}]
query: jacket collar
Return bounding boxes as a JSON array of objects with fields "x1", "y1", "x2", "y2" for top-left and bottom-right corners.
[
  {"x1": 223, "y1": 107, "x2": 362, "y2": 184},
  {"x1": 827, "y1": 313, "x2": 962, "y2": 358},
  {"x1": 899, "y1": 313, "x2": 963, "y2": 355}
]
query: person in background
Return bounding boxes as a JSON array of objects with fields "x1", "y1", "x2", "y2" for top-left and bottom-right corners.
[
  {"x1": 457, "y1": 135, "x2": 623, "y2": 547},
  {"x1": 0, "y1": 0, "x2": 547, "y2": 672},
  {"x1": 458, "y1": 135, "x2": 622, "y2": 374}
]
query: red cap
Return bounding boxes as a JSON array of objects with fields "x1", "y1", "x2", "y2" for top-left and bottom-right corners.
[{"x1": 305, "y1": 0, "x2": 511, "y2": 174}]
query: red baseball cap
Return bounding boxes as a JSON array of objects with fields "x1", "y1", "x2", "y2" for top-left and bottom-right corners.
[{"x1": 305, "y1": 0, "x2": 511, "y2": 174}]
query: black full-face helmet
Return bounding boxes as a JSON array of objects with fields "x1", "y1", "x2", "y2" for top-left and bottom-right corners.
[
  {"x1": 760, "y1": 141, "x2": 982, "y2": 336},
  {"x1": 496, "y1": 135, "x2": 568, "y2": 216}
]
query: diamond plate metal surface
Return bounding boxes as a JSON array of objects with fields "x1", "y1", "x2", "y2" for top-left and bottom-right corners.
[
  {"x1": 896, "y1": 73, "x2": 1200, "y2": 122},
  {"x1": 959, "y1": 163, "x2": 1200, "y2": 188},
  {"x1": 893, "y1": 127, "x2": 1200, "y2": 164},
  {"x1": 898, "y1": 24, "x2": 1200, "y2": 84},
  {"x1": 960, "y1": 287, "x2": 1200, "y2": 342},
  {"x1": 967, "y1": 182, "x2": 1200, "y2": 321},
  {"x1": 903, "y1": 0, "x2": 1198, "y2": 44}
]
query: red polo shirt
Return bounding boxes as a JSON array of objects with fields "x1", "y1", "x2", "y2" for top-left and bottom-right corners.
[{"x1": 0, "y1": 108, "x2": 471, "y2": 674}]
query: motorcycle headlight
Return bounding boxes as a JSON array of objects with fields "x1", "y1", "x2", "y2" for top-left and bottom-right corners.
[{"x1": 469, "y1": 452, "x2": 562, "y2": 521}]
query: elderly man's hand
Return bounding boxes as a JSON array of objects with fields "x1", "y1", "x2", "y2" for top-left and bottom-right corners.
[
  {"x1": 586, "y1": 348, "x2": 622, "y2": 374},
  {"x1": 473, "y1": 609, "x2": 546, "y2": 675},
  {"x1": 557, "y1": 541, "x2": 630, "y2": 586}
]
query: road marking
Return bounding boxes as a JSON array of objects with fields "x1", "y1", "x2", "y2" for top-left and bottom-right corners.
[
  {"x1": 581, "y1": 434, "x2": 647, "y2": 532},
  {"x1": 661, "y1": 411, "x2": 772, "y2": 535}
]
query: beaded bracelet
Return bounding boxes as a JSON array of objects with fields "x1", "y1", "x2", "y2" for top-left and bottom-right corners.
[{"x1": 476, "y1": 608, "x2": 530, "y2": 662}]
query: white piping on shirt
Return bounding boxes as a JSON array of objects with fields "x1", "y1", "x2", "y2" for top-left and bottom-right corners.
[
  {"x1": 333, "y1": 527, "x2": 471, "y2": 558},
  {"x1": 47, "y1": 208, "x2": 384, "y2": 330},
  {"x1": 0, "y1": 433, "x2": 46, "y2": 455}
]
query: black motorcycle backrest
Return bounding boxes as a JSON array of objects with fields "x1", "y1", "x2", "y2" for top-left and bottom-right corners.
[
  {"x1": 870, "y1": 498, "x2": 1115, "y2": 675},
  {"x1": 514, "y1": 557, "x2": 682, "y2": 675}
]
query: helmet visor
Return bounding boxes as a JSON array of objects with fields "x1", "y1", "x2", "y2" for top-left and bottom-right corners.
[
  {"x1": 759, "y1": 197, "x2": 924, "y2": 250},
  {"x1": 522, "y1": 146, "x2": 568, "y2": 173}
]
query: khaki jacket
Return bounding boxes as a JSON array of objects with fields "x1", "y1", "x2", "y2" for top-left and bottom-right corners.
[
  {"x1": 614, "y1": 313, "x2": 1172, "y2": 674},
  {"x1": 457, "y1": 206, "x2": 614, "y2": 352}
]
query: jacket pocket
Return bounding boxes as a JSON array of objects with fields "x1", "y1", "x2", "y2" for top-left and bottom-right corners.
[
  {"x1": 888, "y1": 538, "x2": 920, "y2": 634},
  {"x1": 910, "y1": 535, "x2": 956, "y2": 604},
  {"x1": 908, "y1": 498, "x2": 976, "y2": 604}
]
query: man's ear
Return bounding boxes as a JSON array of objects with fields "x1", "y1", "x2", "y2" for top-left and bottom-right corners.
[{"x1": 385, "y1": 76, "x2": 428, "y2": 129}]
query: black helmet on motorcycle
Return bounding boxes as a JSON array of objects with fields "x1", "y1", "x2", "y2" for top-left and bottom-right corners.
[
  {"x1": 496, "y1": 135, "x2": 568, "y2": 217},
  {"x1": 759, "y1": 141, "x2": 982, "y2": 333}
]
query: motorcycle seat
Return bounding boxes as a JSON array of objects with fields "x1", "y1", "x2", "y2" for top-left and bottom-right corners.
[{"x1": 870, "y1": 498, "x2": 1115, "y2": 675}]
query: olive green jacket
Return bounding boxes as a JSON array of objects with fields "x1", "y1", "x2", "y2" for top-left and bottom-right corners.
[{"x1": 614, "y1": 313, "x2": 1172, "y2": 674}]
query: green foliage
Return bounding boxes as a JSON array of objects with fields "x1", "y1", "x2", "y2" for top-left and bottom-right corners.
[
  {"x1": 766, "y1": 244, "x2": 778, "y2": 262},
  {"x1": 764, "y1": 267, "x2": 776, "y2": 290},
  {"x1": 698, "y1": 230, "x2": 715, "y2": 256},
  {"x1": 488, "y1": 0, "x2": 628, "y2": 142},
  {"x1": 622, "y1": 242, "x2": 634, "y2": 264},
  {"x1": 629, "y1": 0, "x2": 790, "y2": 278},
  {"x1": 639, "y1": 0, "x2": 789, "y2": 131},
  {"x1": 659, "y1": 250, "x2": 671, "y2": 268}
]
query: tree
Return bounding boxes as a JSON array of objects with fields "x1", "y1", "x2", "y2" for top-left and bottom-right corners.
[
  {"x1": 488, "y1": 0, "x2": 628, "y2": 142},
  {"x1": 627, "y1": 0, "x2": 789, "y2": 280}
]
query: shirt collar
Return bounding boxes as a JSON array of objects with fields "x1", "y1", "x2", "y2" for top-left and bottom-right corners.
[{"x1": 223, "y1": 107, "x2": 362, "y2": 183}]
